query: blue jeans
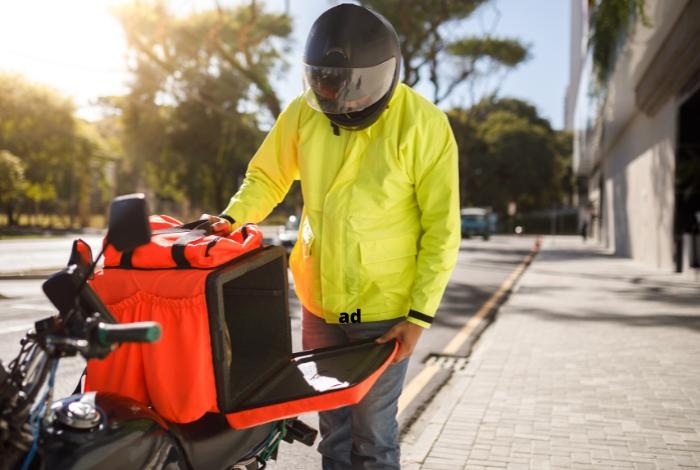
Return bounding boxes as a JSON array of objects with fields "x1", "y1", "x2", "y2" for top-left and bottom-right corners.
[{"x1": 301, "y1": 307, "x2": 409, "y2": 470}]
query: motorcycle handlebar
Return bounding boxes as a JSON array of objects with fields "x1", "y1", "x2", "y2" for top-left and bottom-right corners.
[{"x1": 96, "y1": 321, "x2": 161, "y2": 346}]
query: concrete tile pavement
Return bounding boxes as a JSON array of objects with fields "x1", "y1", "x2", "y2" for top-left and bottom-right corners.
[{"x1": 401, "y1": 236, "x2": 700, "y2": 470}]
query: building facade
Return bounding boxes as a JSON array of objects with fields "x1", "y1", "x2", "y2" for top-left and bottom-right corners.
[{"x1": 566, "y1": 0, "x2": 700, "y2": 276}]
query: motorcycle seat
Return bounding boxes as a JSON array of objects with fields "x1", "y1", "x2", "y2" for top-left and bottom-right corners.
[{"x1": 167, "y1": 413, "x2": 276, "y2": 470}]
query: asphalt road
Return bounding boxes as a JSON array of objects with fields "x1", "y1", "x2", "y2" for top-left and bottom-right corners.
[{"x1": 0, "y1": 232, "x2": 536, "y2": 468}]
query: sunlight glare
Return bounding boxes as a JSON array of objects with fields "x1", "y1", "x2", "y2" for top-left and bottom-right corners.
[{"x1": 0, "y1": 0, "x2": 129, "y2": 119}]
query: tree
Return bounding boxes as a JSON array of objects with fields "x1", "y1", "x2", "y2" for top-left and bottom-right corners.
[
  {"x1": 478, "y1": 111, "x2": 560, "y2": 212},
  {"x1": 0, "y1": 74, "x2": 75, "y2": 226},
  {"x1": 0, "y1": 72, "x2": 106, "y2": 228},
  {"x1": 72, "y1": 120, "x2": 115, "y2": 227},
  {"x1": 468, "y1": 96, "x2": 552, "y2": 131},
  {"x1": 114, "y1": 1, "x2": 291, "y2": 121},
  {"x1": 113, "y1": 1, "x2": 293, "y2": 213},
  {"x1": 358, "y1": 0, "x2": 529, "y2": 105},
  {"x1": 447, "y1": 108, "x2": 484, "y2": 208},
  {"x1": 0, "y1": 150, "x2": 26, "y2": 225},
  {"x1": 450, "y1": 97, "x2": 571, "y2": 216},
  {"x1": 553, "y1": 129, "x2": 574, "y2": 206},
  {"x1": 0, "y1": 73, "x2": 74, "y2": 214},
  {"x1": 91, "y1": 100, "x2": 127, "y2": 207}
]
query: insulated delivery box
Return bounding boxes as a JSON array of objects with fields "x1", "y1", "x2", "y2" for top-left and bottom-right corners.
[{"x1": 85, "y1": 215, "x2": 397, "y2": 429}]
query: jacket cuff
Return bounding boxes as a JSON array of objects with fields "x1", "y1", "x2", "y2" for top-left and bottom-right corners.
[
  {"x1": 218, "y1": 213, "x2": 235, "y2": 224},
  {"x1": 406, "y1": 309, "x2": 433, "y2": 329}
]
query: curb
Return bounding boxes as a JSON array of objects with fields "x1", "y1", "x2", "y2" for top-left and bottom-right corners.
[
  {"x1": 0, "y1": 269, "x2": 59, "y2": 281},
  {"x1": 398, "y1": 237, "x2": 542, "y2": 436}
]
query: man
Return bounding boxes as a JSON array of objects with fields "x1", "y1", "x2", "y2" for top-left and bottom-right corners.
[{"x1": 206, "y1": 4, "x2": 460, "y2": 469}]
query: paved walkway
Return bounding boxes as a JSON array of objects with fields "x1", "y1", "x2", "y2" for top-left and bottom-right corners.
[{"x1": 401, "y1": 236, "x2": 700, "y2": 470}]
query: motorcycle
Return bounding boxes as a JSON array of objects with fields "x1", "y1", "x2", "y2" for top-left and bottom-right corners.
[{"x1": 0, "y1": 194, "x2": 319, "y2": 470}]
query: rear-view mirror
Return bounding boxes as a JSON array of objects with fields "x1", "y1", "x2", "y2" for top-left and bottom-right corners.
[
  {"x1": 106, "y1": 193, "x2": 152, "y2": 252},
  {"x1": 68, "y1": 239, "x2": 94, "y2": 277}
]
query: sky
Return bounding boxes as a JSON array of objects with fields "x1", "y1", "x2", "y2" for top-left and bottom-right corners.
[{"x1": 0, "y1": 0, "x2": 570, "y2": 129}]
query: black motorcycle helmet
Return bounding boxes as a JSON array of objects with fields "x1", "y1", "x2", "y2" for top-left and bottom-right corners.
[{"x1": 302, "y1": 3, "x2": 401, "y2": 130}]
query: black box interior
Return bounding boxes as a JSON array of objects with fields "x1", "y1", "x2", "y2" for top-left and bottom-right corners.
[
  {"x1": 205, "y1": 246, "x2": 292, "y2": 413},
  {"x1": 230, "y1": 340, "x2": 395, "y2": 412},
  {"x1": 204, "y1": 245, "x2": 395, "y2": 416}
]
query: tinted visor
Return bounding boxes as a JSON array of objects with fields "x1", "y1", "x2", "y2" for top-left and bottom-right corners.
[{"x1": 303, "y1": 57, "x2": 396, "y2": 114}]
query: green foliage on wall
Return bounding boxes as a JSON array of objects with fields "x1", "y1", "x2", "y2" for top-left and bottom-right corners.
[{"x1": 589, "y1": 0, "x2": 651, "y2": 85}]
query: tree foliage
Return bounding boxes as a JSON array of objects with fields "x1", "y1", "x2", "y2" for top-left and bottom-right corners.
[
  {"x1": 1, "y1": 2, "x2": 551, "y2": 230},
  {"x1": 113, "y1": 0, "x2": 293, "y2": 213},
  {"x1": 0, "y1": 150, "x2": 26, "y2": 225},
  {"x1": 589, "y1": 0, "x2": 650, "y2": 85},
  {"x1": 0, "y1": 72, "x2": 108, "y2": 228},
  {"x1": 112, "y1": 0, "x2": 529, "y2": 216},
  {"x1": 450, "y1": 97, "x2": 572, "y2": 216},
  {"x1": 0, "y1": 73, "x2": 74, "y2": 194},
  {"x1": 358, "y1": 0, "x2": 529, "y2": 104}
]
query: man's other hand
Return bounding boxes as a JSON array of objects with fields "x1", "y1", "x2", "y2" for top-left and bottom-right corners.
[{"x1": 376, "y1": 320, "x2": 423, "y2": 363}]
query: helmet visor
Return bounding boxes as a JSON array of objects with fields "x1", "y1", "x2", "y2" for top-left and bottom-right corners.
[{"x1": 302, "y1": 57, "x2": 396, "y2": 114}]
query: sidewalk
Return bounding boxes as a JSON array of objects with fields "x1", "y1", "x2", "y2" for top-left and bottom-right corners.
[{"x1": 401, "y1": 236, "x2": 700, "y2": 469}]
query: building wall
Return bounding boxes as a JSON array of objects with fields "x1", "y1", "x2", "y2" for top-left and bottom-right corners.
[
  {"x1": 564, "y1": 0, "x2": 586, "y2": 131},
  {"x1": 570, "y1": 0, "x2": 700, "y2": 274},
  {"x1": 601, "y1": 99, "x2": 676, "y2": 269}
]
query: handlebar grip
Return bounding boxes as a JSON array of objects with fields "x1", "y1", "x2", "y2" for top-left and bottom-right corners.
[{"x1": 96, "y1": 321, "x2": 161, "y2": 346}]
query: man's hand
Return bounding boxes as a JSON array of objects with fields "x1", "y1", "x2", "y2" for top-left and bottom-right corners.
[
  {"x1": 200, "y1": 214, "x2": 233, "y2": 236},
  {"x1": 376, "y1": 320, "x2": 423, "y2": 363}
]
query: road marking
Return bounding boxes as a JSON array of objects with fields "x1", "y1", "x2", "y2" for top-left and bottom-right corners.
[
  {"x1": 398, "y1": 242, "x2": 539, "y2": 416},
  {"x1": 398, "y1": 364, "x2": 441, "y2": 413}
]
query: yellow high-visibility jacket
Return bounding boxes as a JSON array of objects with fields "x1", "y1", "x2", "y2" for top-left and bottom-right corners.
[{"x1": 222, "y1": 83, "x2": 460, "y2": 328}]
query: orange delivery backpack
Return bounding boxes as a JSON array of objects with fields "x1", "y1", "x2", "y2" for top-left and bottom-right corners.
[{"x1": 85, "y1": 215, "x2": 397, "y2": 429}]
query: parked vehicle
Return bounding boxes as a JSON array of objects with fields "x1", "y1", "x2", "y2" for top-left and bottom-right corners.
[
  {"x1": 0, "y1": 194, "x2": 396, "y2": 470},
  {"x1": 460, "y1": 207, "x2": 491, "y2": 240},
  {"x1": 276, "y1": 214, "x2": 300, "y2": 253}
]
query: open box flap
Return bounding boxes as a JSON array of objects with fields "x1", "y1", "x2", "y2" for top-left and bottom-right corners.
[{"x1": 225, "y1": 339, "x2": 398, "y2": 429}]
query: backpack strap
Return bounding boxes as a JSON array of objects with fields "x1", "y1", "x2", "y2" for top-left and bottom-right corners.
[{"x1": 119, "y1": 250, "x2": 134, "y2": 268}]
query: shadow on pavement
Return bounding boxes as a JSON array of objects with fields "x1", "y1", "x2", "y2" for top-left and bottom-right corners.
[{"x1": 516, "y1": 305, "x2": 700, "y2": 332}]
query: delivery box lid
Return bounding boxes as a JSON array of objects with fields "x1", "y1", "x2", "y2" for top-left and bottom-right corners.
[{"x1": 224, "y1": 339, "x2": 398, "y2": 429}]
